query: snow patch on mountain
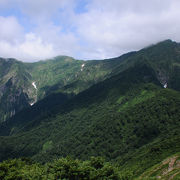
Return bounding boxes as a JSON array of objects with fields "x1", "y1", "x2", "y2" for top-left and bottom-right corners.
[
  {"x1": 81, "y1": 64, "x2": 85, "y2": 71},
  {"x1": 30, "y1": 102, "x2": 34, "y2": 106},
  {"x1": 32, "y1": 82, "x2": 37, "y2": 90},
  {"x1": 164, "y1": 83, "x2": 167, "y2": 88}
]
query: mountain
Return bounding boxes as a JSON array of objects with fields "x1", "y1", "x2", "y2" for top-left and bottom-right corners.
[
  {"x1": 0, "y1": 58, "x2": 35, "y2": 122},
  {"x1": 0, "y1": 54, "x2": 133, "y2": 123},
  {"x1": 0, "y1": 40, "x2": 180, "y2": 179},
  {"x1": 1, "y1": 39, "x2": 179, "y2": 124}
]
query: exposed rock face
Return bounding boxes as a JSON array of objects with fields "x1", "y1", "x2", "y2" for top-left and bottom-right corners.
[
  {"x1": 156, "y1": 69, "x2": 169, "y2": 88},
  {"x1": 0, "y1": 58, "x2": 37, "y2": 122}
]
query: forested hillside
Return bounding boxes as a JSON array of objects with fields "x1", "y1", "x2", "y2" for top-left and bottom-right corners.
[{"x1": 0, "y1": 40, "x2": 180, "y2": 179}]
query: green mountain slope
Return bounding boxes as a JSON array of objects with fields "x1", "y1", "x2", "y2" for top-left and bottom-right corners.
[
  {"x1": 26, "y1": 54, "x2": 134, "y2": 99},
  {"x1": 0, "y1": 63, "x2": 179, "y2": 178},
  {"x1": 1, "y1": 39, "x2": 180, "y2": 135},
  {"x1": 0, "y1": 40, "x2": 180, "y2": 179},
  {"x1": 0, "y1": 92, "x2": 69, "y2": 136},
  {"x1": 137, "y1": 153, "x2": 180, "y2": 179},
  {"x1": 0, "y1": 54, "x2": 133, "y2": 123},
  {"x1": 1, "y1": 39, "x2": 180, "y2": 124},
  {"x1": 112, "y1": 40, "x2": 180, "y2": 90}
]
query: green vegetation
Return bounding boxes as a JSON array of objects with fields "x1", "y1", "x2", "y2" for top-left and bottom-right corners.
[
  {"x1": 1, "y1": 40, "x2": 180, "y2": 123},
  {"x1": 26, "y1": 55, "x2": 129, "y2": 99},
  {"x1": 0, "y1": 58, "x2": 33, "y2": 123},
  {"x1": 42, "y1": 140, "x2": 53, "y2": 152},
  {"x1": 0, "y1": 54, "x2": 130, "y2": 122},
  {"x1": 136, "y1": 153, "x2": 180, "y2": 179},
  {"x1": 0, "y1": 157, "x2": 120, "y2": 180},
  {"x1": 0, "y1": 64, "x2": 180, "y2": 179},
  {"x1": 117, "y1": 89, "x2": 155, "y2": 112},
  {"x1": 0, "y1": 40, "x2": 180, "y2": 179}
]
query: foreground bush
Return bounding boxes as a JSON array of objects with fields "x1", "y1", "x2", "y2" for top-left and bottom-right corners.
[{"x1": 0, "y1": 157, "x2": 120, "y2": 180}]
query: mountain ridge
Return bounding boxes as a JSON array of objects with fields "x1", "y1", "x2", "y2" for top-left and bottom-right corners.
[
  {"x1": 0, "y1": 53, "x2": 131, "y2": 122},
  {"x1": 0, "y1": 39, "x2": 180, "y2": 179}
]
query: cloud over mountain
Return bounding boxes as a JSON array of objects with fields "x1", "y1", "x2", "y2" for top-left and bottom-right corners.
[{"x1": 0, "y1": 0, "x2": 180, "y2": 61}]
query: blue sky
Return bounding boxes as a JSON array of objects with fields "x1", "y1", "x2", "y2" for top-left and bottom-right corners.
[{"x1": 0, "y1": 0, "x2": 180, "y2": 61}]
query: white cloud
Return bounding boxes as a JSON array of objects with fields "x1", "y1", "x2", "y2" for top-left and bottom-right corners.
[
  {"x1": 18, "y1": 33, "x2": 55, "y2": 60},
  {"x1": 0, "y1": 31, "x2": 56, "y2": 61},
  {"x1": 74, "y1": 0, "x2": 180, "y2": 59},
  {"x1": 0, "y1": 0, "x2": 180, "y2": 61},
  {"x1": 0, "y1": 16, "x2": 23, "y2": 43},
  {"x1": 0, "y1": 16, "x2": 79, "y2": 61}
]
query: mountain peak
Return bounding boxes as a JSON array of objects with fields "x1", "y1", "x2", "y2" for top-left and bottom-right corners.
[{"x1": 156, "y1": 39, "x2": 177, "y2": 45}]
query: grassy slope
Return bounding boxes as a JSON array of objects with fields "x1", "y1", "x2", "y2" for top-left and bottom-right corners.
[
  {"x1": 25, "y1": 54, "x2": 131, "y2": 100},
  {"x1": 137, "y1": 153, "x2": 180, "y2": 179},
  {"x1": 0, "y1": 53, "x2": 133, "y2": 123}
]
